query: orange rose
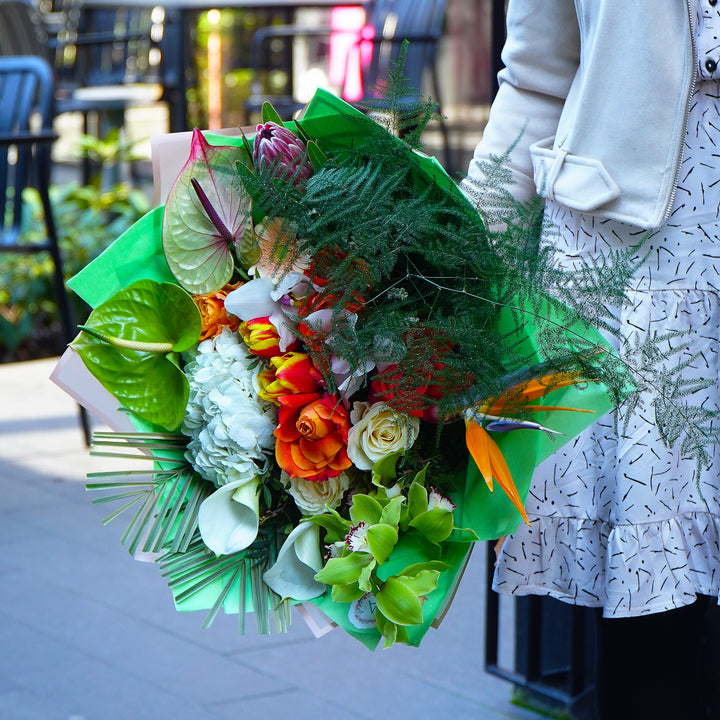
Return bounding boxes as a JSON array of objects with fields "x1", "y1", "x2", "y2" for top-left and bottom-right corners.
[
  {"x1": 275, "y1": 393, "x2": 352, "y2": 482},
  {"x1": 194, "y1": 282, "x2": 241, "y2": 341},
  {"x1": 257, "y1": 352, "x2": 324, "y2": 405}
]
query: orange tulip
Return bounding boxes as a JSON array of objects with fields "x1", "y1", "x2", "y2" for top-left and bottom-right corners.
[
  {"x1": 238, "y1": 317, "x2": 285, "y2": 358},
  {"x1": 257, "y1": 352, "x2": 325, "y2": 405},
  {"x1": 275, "y1": 393, "x2": 352, "y2": 482}
]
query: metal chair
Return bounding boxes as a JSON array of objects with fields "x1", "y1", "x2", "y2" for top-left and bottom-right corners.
[
  {"x1": 0, "y1": 1, "x2": 167, "y2": 143},
  {"x1": 245, "y1": 0, "x2": 452, "y2": 172},
  {"x1": 0, "y1": 54, "x2": 90, "y2": 441}
]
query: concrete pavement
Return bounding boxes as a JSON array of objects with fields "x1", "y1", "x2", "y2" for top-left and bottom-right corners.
[{"x1": 0, "y1": 357, "x2": 537, "y2": 720}]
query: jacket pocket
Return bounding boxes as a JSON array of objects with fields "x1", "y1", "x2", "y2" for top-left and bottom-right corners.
[{"x1": 530, "y1": 137, "x2": 620, "y2": 212}]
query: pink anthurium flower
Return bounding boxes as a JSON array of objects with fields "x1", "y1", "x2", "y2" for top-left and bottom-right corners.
[{"x1": 163, "y1": 129, "x2": 251, "y2": 294}]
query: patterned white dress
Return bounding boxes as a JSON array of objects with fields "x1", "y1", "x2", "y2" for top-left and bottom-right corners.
[{"x1": 494, "y1": 2, "x2": 720, "y2": 618}]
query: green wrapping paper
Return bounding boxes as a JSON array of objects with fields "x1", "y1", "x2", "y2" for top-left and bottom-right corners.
[
  {"x1": 67, "y1": 88, "x2": 614, "y2": 648},
  {"x1": 68, "y1": 207, "x2": 175, "y2": 307}
]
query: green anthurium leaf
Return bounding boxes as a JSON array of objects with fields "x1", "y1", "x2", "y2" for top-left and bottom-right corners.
[
  {"x1": 375, "y1": 577, "x2": 424, "y2": 626},
  {"x1": 349, "y1": 494, "x2": 383, "y2": 526},
  {"x1": 331, "y1": 582, "x2": 365, "y2": 604},
  {"x1": 409, "y1": 508, "x2": 455, "y2": 544},
  {"x1": 366, "y1": 523, "x2": 398, "y2": 565},
  {"x1": 379, "y1": 495, "x2": 404, "y2": 528},
  {"x1": 407, "y1": 481, "x2": 429, "y2": 520},
  {"x1": 262, "y1": 102, "x2": 284, "y2": 126},
  {"x1": 234, "y1": 216, "x2": 260, "y2": 272},
  {"x1": 306, "y1": 140, "x2": 327, "y2": 172},
  {"x1": 358, "y1": 560, "x2": 375, "y2": 593},
  {"x1": 394, "y1": 569, "x2": 440, "y2": 596},
  {"x1": 314, "y1": 552, "x2": 374, "y2": 586},
  {"x1": 371, "y1": 451, "x2": 402, "y2": 487},
  {"x1": 71, "y1": 279, "x2": 201, "y2": 431},
  {"x1": 306, "y1": 508, "x2": 351, "y2": 543},
  {"x1": 163, "y1": 128, "x2": 251, "y2": 294}
]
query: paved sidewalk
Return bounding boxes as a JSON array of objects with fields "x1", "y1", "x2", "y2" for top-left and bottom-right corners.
[{"x1": 0, "y1": 358, "x2": 536, "y2": 720}]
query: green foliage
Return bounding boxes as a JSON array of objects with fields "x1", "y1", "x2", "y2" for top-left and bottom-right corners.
[
  {"x1": 459, "y1": 147, "x2": 720, "y2": 471},
  {"x1": 0, "y1": 135, "x2": 151, "y2": 360},
  {"x1": 360, "y1": 40, "x2": 440, "y2": 149},
  {"x1": 89, "y1": 427, "x2": 294, "y2": 636},
  {"x1": 237, "y1": 94, "x2": 720, "y2": 470},
  {"x1": 309, "y1": 462, "x2": 457, "y2": 646},
  {"x1": 158, "y1": 528, "x2": 293, "y2": 636}
]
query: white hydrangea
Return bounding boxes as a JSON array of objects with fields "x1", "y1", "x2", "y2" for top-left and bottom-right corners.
[{"x1": 182, "y1": 328, "x2": 277, "y2": 488}]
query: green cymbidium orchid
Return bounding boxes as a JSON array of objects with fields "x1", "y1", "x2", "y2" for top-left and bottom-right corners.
[{"x1": 310, "y1": 461, "x2": 458, "y2": 646}]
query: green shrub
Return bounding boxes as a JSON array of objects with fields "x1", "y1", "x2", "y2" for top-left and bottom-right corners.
[{"x1": 0, "y1": 142, "x2": 151, "y2": 361}]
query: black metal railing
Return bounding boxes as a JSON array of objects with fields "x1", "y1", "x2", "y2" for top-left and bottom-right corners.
[{"x1": 484, "y1": 543, "x2": 598, "y2": 720}]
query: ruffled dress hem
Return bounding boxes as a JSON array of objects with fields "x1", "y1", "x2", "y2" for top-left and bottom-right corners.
[{"x1": 493, "y1": 510, "x2": 720, "y2": 618}]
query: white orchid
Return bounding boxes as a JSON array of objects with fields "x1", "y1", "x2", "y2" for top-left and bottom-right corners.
[{"x1": 224, "y1": 273, "x2": 309, "y2": 352}]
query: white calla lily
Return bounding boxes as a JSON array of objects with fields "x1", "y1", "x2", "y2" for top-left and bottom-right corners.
[
  {"x1": 198, "y1": 477, "x2": 260, "y2": 555},
  {"x1": 263, "y1": 522, "x2": 326, "y2": 601}
]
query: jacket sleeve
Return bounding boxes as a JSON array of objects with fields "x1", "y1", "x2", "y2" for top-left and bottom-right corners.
[{"x1": 464, "y1": 0, "x2": 581, "y2": 205}]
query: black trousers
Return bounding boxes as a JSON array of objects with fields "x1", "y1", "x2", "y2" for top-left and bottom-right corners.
[{"x1": 594, "y1": 597, "x2": 709, "y2": 720}]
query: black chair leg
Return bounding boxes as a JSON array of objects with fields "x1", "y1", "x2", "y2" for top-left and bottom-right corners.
[{"x1": 43, "y1": 191, "x2": 93, "y2": 447}]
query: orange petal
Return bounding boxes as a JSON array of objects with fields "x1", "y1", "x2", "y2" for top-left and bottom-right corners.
[
  {"x1": 465, "y1": 420, "x2": 493, "y2": 491},
  {"x1": 523, "y1": 404, "x2": 594, "y2": 414},
  {"x1": 276, "y1": 440, "x2": 302, "y2": 475},
  {"x1": 484, "y1": 372, "x2": 587, "y2": 415},
  {"x1": 520, "y1": 372, "x2": 584, "y2": 402},
  {"x1": 485, "y1": 432, "x2": 529, "y2": 525},
  {"x1": 328, "y1": 448, "x2": 352, "y2": 472},
  {"x1": 298, "y1": 433, "x2": 344, "y2": 464}
]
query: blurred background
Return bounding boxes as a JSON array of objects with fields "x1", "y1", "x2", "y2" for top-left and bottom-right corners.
[
  {"x1": 1, "y1": 0, "x2": 504, "y2": 365},
  {"x1": 0, "y1": 3, "x2": 622, "y2": 719}
]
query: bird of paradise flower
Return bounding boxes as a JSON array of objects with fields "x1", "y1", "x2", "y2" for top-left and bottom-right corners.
[{"x1": 464, "y1": 372, "x2": 593, "y2": 523}]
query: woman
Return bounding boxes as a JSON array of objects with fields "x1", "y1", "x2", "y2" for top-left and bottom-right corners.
[{"x1": 465, "y1": 2, "x2": 720, "y2": 718}]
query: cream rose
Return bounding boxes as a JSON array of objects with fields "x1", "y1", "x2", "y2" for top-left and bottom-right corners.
[
  {"x1": 347, "y1": 401, "x2": 420, "y2": 471},
  {"x1": 283, "y1": 472, "x2": 351, "y2": 515}
]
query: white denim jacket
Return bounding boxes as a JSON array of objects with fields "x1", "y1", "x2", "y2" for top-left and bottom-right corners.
[{"x1": 466, "y1": 0, "x2": 696, "y2": 230}]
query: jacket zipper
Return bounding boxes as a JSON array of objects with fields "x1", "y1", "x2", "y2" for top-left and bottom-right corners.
[{"x1": 664, "y1": 0, "x2": 698, "y2": 220}]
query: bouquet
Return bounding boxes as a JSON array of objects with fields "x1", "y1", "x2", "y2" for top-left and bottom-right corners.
[{"x1": 52, "y1": 90, "x2": 617, "y2": 649}]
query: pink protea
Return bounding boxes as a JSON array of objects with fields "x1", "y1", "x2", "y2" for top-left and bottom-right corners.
[{"x1": 253, "y1": 122, "x2": 314, "y2": 185}]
